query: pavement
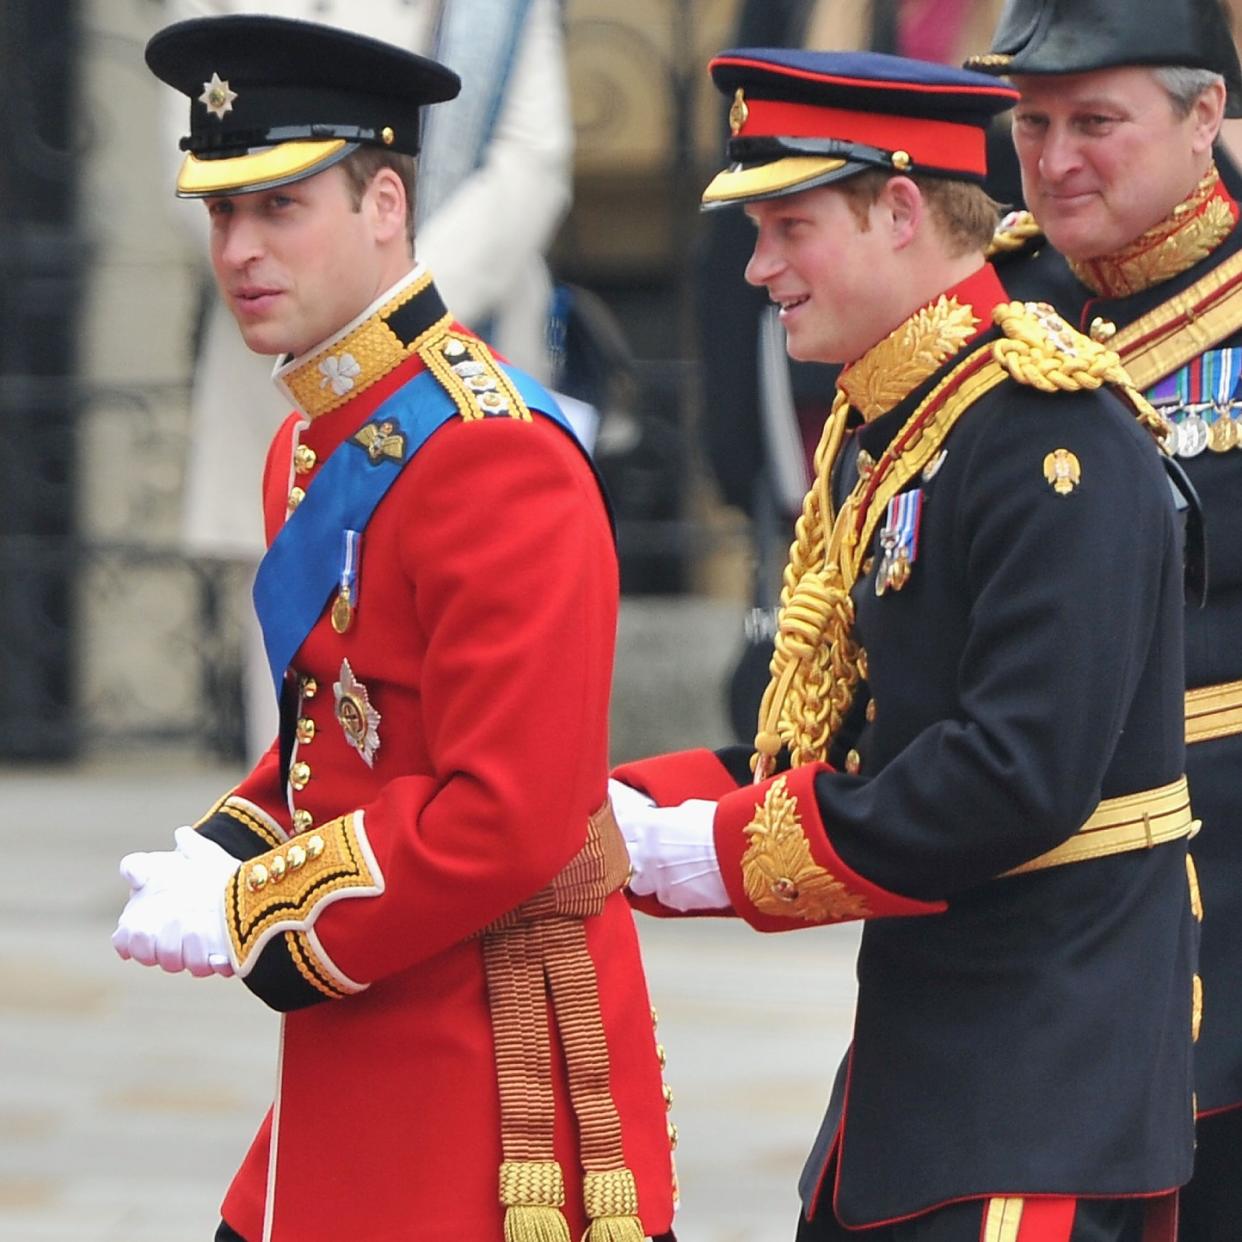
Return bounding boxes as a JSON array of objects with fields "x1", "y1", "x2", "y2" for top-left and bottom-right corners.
[{"x1": 0, "y1": 758, "x2": 860, "y2": 1242}]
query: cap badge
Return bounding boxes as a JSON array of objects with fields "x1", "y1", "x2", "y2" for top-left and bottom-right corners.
[
  {"x1": 729, "y1": 88, "x2": 749, "y2": 135},
  {"x1": 1043, "y1": 449, "x2": 1081, "y2": 495},
  {"x1": 198, "y1": 72, "x2": 238, "y2": 120},
  {"x1": 334, "y1": 658, "x2": 381, "y2": 767}
]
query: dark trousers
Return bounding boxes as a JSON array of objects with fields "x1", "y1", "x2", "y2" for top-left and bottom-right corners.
[
  {"x1": 796, "y1": 1196, "x2": 1161, "y2": 1242},
  {"x1": 214, "y1": 1222, "x2": 245, "y2": 1242},
  {"x1": 1179, "y1": 1106, "x2": 1242, "y2": 1242}
]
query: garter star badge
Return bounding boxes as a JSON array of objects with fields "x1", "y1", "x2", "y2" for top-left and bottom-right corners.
[
  {"x1": 334, "y1": 658, "x2": 381, "y2": 767},
  {"x1": 1043, "y1": 448, "x2": 1081, "y2": 495},
  {"x1": 198, "y1": 72, "x2": 238, "y2": 120}
]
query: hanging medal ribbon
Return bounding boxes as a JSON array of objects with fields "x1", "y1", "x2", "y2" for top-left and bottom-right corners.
[
  {"x1": 331, "y1": 529, "x2": 362, "y2": 634},
  {"x1": 874, "y1": 489, "x2": 923, "y2": 596}
]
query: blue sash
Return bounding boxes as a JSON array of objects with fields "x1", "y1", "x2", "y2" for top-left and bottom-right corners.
[{"x1": 253, "y1": 364, "x2": 574, "y2": 695}]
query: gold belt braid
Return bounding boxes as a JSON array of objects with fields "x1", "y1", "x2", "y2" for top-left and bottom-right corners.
[
  {"x1": 481, "y1": 800, "x2": 644, "y2": 1242},
  {"x1": 1003, "y1": 777, "x2": 1195, "y2": 876},
  {"x1": 1186, "y1": 680, "x2": 1242, "y2": 744}
]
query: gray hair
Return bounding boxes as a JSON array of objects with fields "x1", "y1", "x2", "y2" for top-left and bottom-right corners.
[{"x1": 1155, "y1": 66, "x2": 1226, "y2": 117}]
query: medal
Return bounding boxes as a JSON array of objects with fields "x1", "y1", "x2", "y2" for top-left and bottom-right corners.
[
  {"x1": 1176, "y1": 412, "x2": 1209, "y2": 457},
  {"x1": 331, "y1": 529, "x2": 361, "y2": 634},
  {"x1": 874, "y1": 489, "x2": 922, "y2": 595},
  {"x1": 334, "y1": 658, "x2": 381, "y2": 767},
  {"x1": 1209, "y1": 413, "x2": 1237, "y2": 452}
]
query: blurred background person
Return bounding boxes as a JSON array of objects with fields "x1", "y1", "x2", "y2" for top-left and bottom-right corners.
[{"x1": 163, "y1": 0, "x2": 573, "y2": 758}]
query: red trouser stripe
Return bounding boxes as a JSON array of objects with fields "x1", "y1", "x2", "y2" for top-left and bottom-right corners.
[{"x1": 1015, "y1": 1198, "x2": 1077, "y2": 1242}]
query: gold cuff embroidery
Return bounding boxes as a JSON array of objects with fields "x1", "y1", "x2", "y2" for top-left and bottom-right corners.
[
  {"x1": 740, "y1": 776, "x2": 870, "y2": 922},
  {"x1": 226, "y1": 811, "x2": 383, "y2": 975},
  {"x1": 197, "y1": 795, "x2": 288, "y2": 849}
]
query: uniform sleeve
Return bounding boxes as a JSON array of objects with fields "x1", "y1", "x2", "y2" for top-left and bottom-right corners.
[
  {"x1": 225, "y1": 418, "x2": 619, "y2": 1007},
  {"x1": 714, "y1": 389, "x2": 1180, "y2": 927}
]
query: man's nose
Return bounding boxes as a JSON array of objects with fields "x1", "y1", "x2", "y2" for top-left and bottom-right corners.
[{"x1": 744, "y1": 230, "x2": 782, "y2": 287}]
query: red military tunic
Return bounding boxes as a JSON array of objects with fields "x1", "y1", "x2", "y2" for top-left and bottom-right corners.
[{"x1": 193, "y1": 269, "x2": 675, "y2": 1241}]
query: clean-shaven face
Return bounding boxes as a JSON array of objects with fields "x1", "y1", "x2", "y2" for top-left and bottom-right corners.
[
  {"x1": 206, "y1": 164, "x2": 391, "y2": 358},
  {"x1": 1011, "y1": 66, "x2": 1221, "y2": 261},
  {"x1": 743, "y1": 184, "x2": 897, "y2": 365}
]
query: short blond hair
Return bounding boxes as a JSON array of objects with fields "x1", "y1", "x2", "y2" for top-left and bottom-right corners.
[{"x1": 835, "y1": 170, "x2": 1001, "y2": 258}]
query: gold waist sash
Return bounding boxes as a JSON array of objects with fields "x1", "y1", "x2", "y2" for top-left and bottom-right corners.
[
  {"x1": 481, "y1": 799, "x2": 646, "y2": 1241},
  {"x1": 1186, "y1": 680, "x2": 1242, "y2": 745},
  {"x1": 1004, "y1": 776, "x2": 1195, "y2": 876}
]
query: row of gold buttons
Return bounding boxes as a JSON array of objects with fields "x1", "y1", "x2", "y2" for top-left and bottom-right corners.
[
  {"x1": 287, "y1": 443, "x2": 318, "y2": 513},
  {"x1": 290, "y1": 674, "x2": 319, "y2": 830},
  {"x1": 246, "y1": 834, "x2": 325, "y2": 892}
]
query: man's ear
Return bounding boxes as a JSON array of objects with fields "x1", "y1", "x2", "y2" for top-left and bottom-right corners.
[
  {"x1": 1190, "y1": 79, "x2": 1227, "y2": 156},
  {"x1": 878, "y1": 175, "x2": 923, "y2": 250},
  {"x1": 367, "y1": 167, "x2": 409, "y2": 246}
]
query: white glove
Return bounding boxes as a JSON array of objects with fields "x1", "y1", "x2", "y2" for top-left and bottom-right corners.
[
  {"x1": 112, "y1": 826, "x2": 241, "y2": 978},
  {"x1": 608, "y1": 779, "x2": 730, "y2": 912}
]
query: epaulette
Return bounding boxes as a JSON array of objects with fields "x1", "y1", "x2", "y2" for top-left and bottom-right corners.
[
  {"x1": 417, "y1": 327, "x2": 534, "y2": 424},
  {"x1": 992, "y1": 300, "x2": 1174, "y2": 450},
  {"x1": 986, "y1": 209, "x2": 1045, "y2": 261}
]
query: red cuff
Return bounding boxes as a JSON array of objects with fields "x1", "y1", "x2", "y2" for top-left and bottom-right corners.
[
  {"x1": 612, "y1": 748, "x2": 740, "y2": 806},
  {"x1": 714, "y1": 764, "x2": 946, "y2": 932}
]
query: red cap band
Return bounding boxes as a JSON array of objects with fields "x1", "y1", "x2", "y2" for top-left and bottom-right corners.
[{"x1": 737, "y1": 98, "x2": 988, "y2": 177}]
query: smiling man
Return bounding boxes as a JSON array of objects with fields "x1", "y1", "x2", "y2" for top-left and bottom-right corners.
[
  {"x1": 968, "y1": 3, "x2": 1242, "y2": 1236},
  {"x1": 609, "y1": 47, "x2": 1198, "y2": 1242},
  {"x1": 110, "y1": 15, "x2": 676, "y2": 1242}
]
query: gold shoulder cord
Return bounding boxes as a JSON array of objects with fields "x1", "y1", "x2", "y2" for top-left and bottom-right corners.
[
  {"x1": 752, "y1": 301, "x2": 1171, "y2": 779},
  {"x1": 985, "y1": 210, "x2": 1044, "y2": 260}
]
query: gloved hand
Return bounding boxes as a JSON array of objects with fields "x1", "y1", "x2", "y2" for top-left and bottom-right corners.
[
  {"x1": 112, "y1": 826, "x2": 241, "y2": 977},
  {"x1": 607, "y1": 778, "x2": 730, "y2": 912}
]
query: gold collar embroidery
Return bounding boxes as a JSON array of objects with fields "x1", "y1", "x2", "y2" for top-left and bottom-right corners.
[
  {"x1": 1068, "y1": 164, "x2": 1238, "y2": 299},
  {"x1": 274, "y1": 268, "x2": 451, "y2": 419},
  {"x1": 838, "y1": 295, "x2": 981, "y2": 421}
]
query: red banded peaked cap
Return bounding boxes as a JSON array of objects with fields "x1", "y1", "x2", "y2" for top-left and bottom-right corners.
[{"x1": 703, "y1": 49, "x2": 1019, "y2": 207}]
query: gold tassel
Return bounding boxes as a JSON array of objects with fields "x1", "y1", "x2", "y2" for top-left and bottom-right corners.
[
  {"x1": 504, "y1": 1205, "x2": 572, "y2": 1242},
  {"x1": 500, "y1": 1161, "x2": 571, "y2": 1242},
  {"x1": 583, "y1": 1215, "x2": 644, "y2": 1242},
  {"x1": 582, "y1": 1170, "x2": 643, "y2": 1242}
]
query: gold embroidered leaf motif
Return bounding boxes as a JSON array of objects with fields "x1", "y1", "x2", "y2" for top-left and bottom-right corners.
[
  {"x1": 741, "y1": 777, "x2": 870, "y2": 922},
  {"x1": 840, "y1": 296, "x2": 980, "y2": 420}
]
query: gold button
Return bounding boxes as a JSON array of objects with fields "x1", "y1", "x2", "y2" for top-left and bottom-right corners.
[
  {"x1": 865, "y1": 700, "x2": 877, "y2": 723},
  {"x1": 662, "y1": 1083, "x2": 674, "y2": 1109},
  {"x1": 1090, "y1": 316, "x2": 1118, "y2": 343},
  {"x1": 294, "y1": 444, "x2": 317, "y2": 474},
  {"x1": 290, "y1": 761, "x2": 311, "y2": 790},
  {"x1": 287, "y1": 843, "x2": 308, "y2": 870},
  {"x1": 247, "y1": 863, "x2": 269, "y2": 892},
  {"x1": 301, "y1": 676, "x2": 318, "y2": 700},
  {"x1": 650, "y1": 1006, "x2": 659, "y2": 1028},
  {"x1": 655, "y1": 1043, "x2": 666, "y2": 1069},
  {"x1": 296, "y1": 717, "x2": 316, "y2": 745},
  {"x1": 292, "y1": 808, "x2": 313, "y2": 834},
  {"x1": 891, "y1": 149, "x2": 912, "y2": 170},
  {"x1": 667, "y1": 1122, "x2": 679, "y2": 1150},
  {"x1": 268, "y1": 854, "x2": 287, "y2": 882},
  {"x1": 306, "y1": 834, "x2": 326, "y2": 859},
  {"x1": 845, "y1": 749, "x2": 861, "y2": 775},
  {"x1": 287, "y1": 486, "x2": 306, "y2": 512},
  {"x1": 381, "y1": 125, "x2": 395, "y2": 145}
]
